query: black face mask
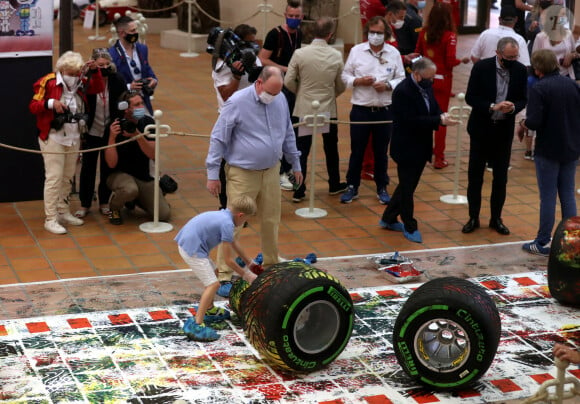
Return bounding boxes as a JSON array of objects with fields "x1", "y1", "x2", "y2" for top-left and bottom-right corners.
[
  {"x1": 539, "y1": 0, "x2": 552, "y2": 9},
  {"x1": 125, "y1": 32, "x2": 139, "y2": 43},
  {"x1": 100, "y1": 66, "x2": 112, "y2": 76},
  {"x1": 418, "y1": 78, "x2": 433, "y2": 89},
  {"x1": 501, "y1": 58, "x2": 516, "y2": 69}
]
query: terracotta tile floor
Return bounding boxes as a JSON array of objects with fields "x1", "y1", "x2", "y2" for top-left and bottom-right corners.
[{"x1": 0, "y1": 17, "x2": 570, "y2": 285}]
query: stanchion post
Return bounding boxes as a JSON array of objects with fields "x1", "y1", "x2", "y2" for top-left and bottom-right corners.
[
  {"x1": 140, "y1": 110, "x2": 174, "y2": 233},
  {"x1": 295, "y1": 101, "x2": 328, "y2": 219},
  {"x1": 88, "y1": 0, "x2": 106, "y2": 40},
  {"x1": 439, "y1": 92, "x2": 471, "y2": 205},
  {"x1": 180, "y1": 0, "x2": 199, "y2": 58}
]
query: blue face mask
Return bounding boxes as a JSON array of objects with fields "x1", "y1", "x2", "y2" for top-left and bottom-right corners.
[
  {"x1": 286, "y1": 17, "x2": 301, "y2": 29},
  {"x1": 132, "y1": 107, "x2": 146, "y2": 120},
  {"x1": 417, "y1": 0, "x2": 426, "y2": 9}
]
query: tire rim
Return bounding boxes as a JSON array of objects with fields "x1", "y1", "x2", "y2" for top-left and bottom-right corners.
[
  {"x1": 413, "y1": 318, "x2": 470, "y2": 373},
  {"x1": 293, "y1": 300, "x2": 340, "y2": 354}
]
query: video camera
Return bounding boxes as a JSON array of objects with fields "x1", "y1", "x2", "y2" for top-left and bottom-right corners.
[
  {"x1": 206, "y1": 27, "x2": 260, "y2": 79},
  {"x1": 51, "y1": 111, "x2": 89, "y2": 131}
]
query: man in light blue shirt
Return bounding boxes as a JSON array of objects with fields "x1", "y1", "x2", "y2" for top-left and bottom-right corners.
[{"x1": 206, "y1": 66, "x2": 303, "y2": 292}]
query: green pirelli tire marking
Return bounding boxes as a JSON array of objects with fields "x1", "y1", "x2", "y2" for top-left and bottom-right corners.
[
  {"x1": 398, "y1": 305, "x2": 448, "y2": 338},
  {"x1": 282, "y1": 286, "x2": 324, "y2": 330},
  {"x1": 421, "y1": 368, "x2": 480, "y2": 388}
]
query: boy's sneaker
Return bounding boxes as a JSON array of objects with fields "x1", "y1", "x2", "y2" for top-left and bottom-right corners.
[
  {"x1": 329, "y1": 182, "x2": 348, "y2": 195},
  {"x1": 109, "y1": 210, "x2": 123, "y2": 225},
  {"x1": 377, "y1": 189, "x2": 390, "y2": 204},
  {"x1": 216, "y1": 281, "x2": 232, "y2": 297},
  {"x1": 524, "y1": 151, "x2": 534, "y2": 160},
  {"x1": 522, "y1": 241, "x2": 550, "y2": 257},
  {"x1": 203, "y1": 306, "x2": 231, "y2": 323},
  {"x1": 340, "y1": 185, "x2": 359, "y2": 203},
  {"x1": 182, "y1": 318, "x2": 219, "y2": 342}
]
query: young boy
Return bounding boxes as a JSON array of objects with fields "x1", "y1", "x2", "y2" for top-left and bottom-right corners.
[{"x1": 175, "y1": 195, "x2": 261, "y2": 341}]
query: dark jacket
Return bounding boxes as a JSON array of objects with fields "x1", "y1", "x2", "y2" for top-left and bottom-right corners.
[
  {"x1": 108, "y1": 41, "x2": 158, "y2": 114},
  {"x1": 390, "y1": 76, "x2": 442, "y2": 164},
  {"x1": 526, "y1": 71, "x2": 580, "y2": 162},
  {"x1": 465, "y1": 56, "x2": 527, "y2": 137},
  {"x1": 86, "y1": 72, "x2": 127, "y2": 133},
  {"x1": 395, "y1": 3, "x2": 423, "y2": 56}
]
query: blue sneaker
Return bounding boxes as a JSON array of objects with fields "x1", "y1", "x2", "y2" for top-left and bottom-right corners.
[
  {"x1": 203, "y1": 306, "x2": 231, "y2": 324},
  {"x1": 379, "y1": 220, "x2": 404, "y2": 232},
  {"x1": 377, "y1": 189, "x2": 390, "y2": 204},
  {"x1": 522, "y1": 241, "x2": 550, "y2": 257},
  {"x1": 216, "y1": 281, "x2": 232, "y2": 297},
  {"x1": 340, "y1": 185, "x2": 359, "y2": 203},
  {"x1": 182, "y1": 318, "x2": 219, "y2": 342},
  {"x1": 403, "y1": 229, "x2": 423, "y2": 243}
]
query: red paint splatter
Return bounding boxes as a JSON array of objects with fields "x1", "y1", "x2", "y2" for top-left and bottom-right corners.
[
  {"x1": 364, "y1": 394, "x2": 394, "y2": 403},
  {"x1": 149, "y1": 310, "x2": 173, "y2": 321},
  {"x1": 26, "y1": 322, "x2": 50, "y2": 333},
  {"x1": 108, "y1": 314, "x2": 132, "y2": 325},
  {"x1": 0, "y1": 325, "x2": 7, "y2": 336},
  {"x1": 480, "y1": 280, "x2": 505, "y2": 290},
  {"x1": 67, "y1": 318, "x2": 92, "y2": 329},
  {"x1": 530, "y1": 373, "x2": 554, "y2": 384},
  {"x1": 491, "y1": 378, "x2": 523, "y2": 393},
  {"x1": 514, "y1": 277, "x2": 538, "y2": 286},
  {"x1": 377, "y1": 289, "x2": 400, "y2": 298}
]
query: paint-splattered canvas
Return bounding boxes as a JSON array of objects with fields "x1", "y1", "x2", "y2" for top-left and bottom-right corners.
[{"x1": 1, "y1": 271, "x2": 578, "y2": 403}]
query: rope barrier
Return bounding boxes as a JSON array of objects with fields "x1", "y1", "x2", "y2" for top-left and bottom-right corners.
[
  {"x1": 191, "y1": 0, "x2": 262, "y2": 26},
  {"x1": 131, "y1": 0, "x2": 186, "y2": 13},
  {"x1": 0, "y1": 118, "x2": 397, "y2": 155}
]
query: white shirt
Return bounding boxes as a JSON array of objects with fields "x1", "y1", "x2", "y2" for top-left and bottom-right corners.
[
  {"x1": 532, "y1": 30, "x2": 576, "y2": 79},
  {"x1": 212, "y1": 57, "x2": 261, "y2": 112},
  {"x1": 342, "y1": 41, "x2": 405, "y2": 107},
  {"x1": 471, "y1": 25, "x2": 531, "y2": 66}
]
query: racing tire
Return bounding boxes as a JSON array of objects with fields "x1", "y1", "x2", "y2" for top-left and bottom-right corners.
[
  {"x1": 393, "y1": 277, "x2": 501, "y2": 390},
  {"x1": 548, "y1": 217, "x2": 580, "y2": 306},
  {"x1": 229, "y1": 261, "x2": 354, "y2": 373}
]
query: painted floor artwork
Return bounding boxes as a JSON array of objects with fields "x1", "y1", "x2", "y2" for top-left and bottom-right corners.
[{"x1": 1, "y1": 271, "x2": 579, "y2": 404}]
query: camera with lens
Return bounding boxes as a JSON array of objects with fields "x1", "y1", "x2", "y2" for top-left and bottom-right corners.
[
  {"x1": 206, "y1": 26, "x2": 260, "y2": 79},
  {"x1": 136, "y1": 78, "x2": 154, "y2": 96},
  {"x1": 50, "y1": 111, "x2": 90, "y2": 131},
  {"x1": 119, "y1": 118, "x2": 137, "y2": 133}
]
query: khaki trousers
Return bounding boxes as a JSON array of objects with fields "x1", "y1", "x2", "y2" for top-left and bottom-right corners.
[
  {"x1": 107, "y1": 172, "x2": 170, "y2": 221},
  {"x1": 39, "y1": 137, "x2": 80, "y2": 221},
  {"x1": 217, "y1": 163, "x2": 281, "y2": 281}
]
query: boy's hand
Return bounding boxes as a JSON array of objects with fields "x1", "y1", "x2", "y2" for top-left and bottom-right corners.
[
  {"x1": 242, "y1": 270, "x2": 257, "y2": 283},
  {"x1": 249, "y1": 260, "x2": 264, "y2": 275}
]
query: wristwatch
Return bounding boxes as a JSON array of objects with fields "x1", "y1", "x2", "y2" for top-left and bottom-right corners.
[{"x1": 489, "y1": 103, "x2": 496, "y2": 112}]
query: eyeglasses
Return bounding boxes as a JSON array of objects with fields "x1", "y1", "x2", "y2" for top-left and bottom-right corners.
[{"x1": 130, "y1": 59, "x2": 140, "y2": 75}]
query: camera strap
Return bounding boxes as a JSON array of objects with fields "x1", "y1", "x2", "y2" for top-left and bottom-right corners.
[{"x1": 211, "y1": 30, "x2": 228, "y2": 72}]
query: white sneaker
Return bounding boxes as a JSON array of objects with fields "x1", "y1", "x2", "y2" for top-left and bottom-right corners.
[
  {"x1": 59, "y1": 212, "x2": 84, "y2": 226},
  {"x1": 280, "y1": 173, "x2": 293, "y2": 191},
  {"x1": 45, "y1": 219, "x2": 67, "y2": 235}
]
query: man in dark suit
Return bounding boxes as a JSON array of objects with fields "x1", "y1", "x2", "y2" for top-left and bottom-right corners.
[
  {"x1": 380, "y1": 58, "x2": 457, "y2": 243},
  {"x1": 462, "y1": 37, "x2": 527, "y2": 235}
]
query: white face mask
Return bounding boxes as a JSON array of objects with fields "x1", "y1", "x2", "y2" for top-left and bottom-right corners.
[
  {"x1": 63, "y1": 75, "x2": 79, "y2": 89},
  {"x1": 393, "y1": 19, "x2": 405, "y2": 29},
  {"x1": 417, "y1": 0, "x2": 426, "y2": 9},
  {"x1": 259, "y1": 91, "x2": 276, "y2": 105},
  {"x1": 368, "y1": 32, "x2": 385, "y2": 47}
]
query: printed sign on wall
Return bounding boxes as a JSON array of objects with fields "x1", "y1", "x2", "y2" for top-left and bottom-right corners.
[{"x1": 0, "y1": 0, "x2": 53, "y2": 57}]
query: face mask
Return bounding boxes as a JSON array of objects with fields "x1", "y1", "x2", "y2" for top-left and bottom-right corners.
[
  {"x1": 286, "y1": 17, "x2": 301, "y2": 29},
  {"x1": 132, "y1": 107, "x2": 146, "y2": 120},
  {"x1": 417, "y1": 1, "x2": 426, "y2": 9},
  {"x1": 259, "y1": 91, "x2": 276, "y2": 105},
  {"x1": 501, "y1": 58, "x2": 516, "y2": 69},
  {"x1": 418, "y1": 78, "x2": 433, "y2": 89},
  {"x1": 539, "y1": 0, "x2": 551, "y2": 8},
  {"x1": 99, "y1": 66, "x2": 112, "y2": 76},
  {"x1": 393, "y1": 19, "x2": 405, "y2": 29},
  {"x1": 125, "y1": 32, "x2": 139, "y2": 43},
  {"x1": 368, "y1": 32, "x2": 385, "y2": 46},
  {"x1": 63, "y1": 75, "x2": 79, "y2": 89}
]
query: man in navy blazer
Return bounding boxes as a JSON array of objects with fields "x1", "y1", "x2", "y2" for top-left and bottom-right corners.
[
  {"x1": 109, "y1": 16, "x2": 158, "y2": 114},
  {"x1": 462, "y1": 37, "x2": 527, "y2": 235},
  {"x1": 380, "y1": 58, "x2": 457, "y2": 243}
]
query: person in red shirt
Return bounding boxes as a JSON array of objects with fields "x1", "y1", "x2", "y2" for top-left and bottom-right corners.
[
  {"x1": 437, "y1": 0, "x2": 461, "y2": 28},
  {"x1": 415, "y1": 2, "x2": 469, "y2": 168},
  {"x1": 359, "y1": 0, "x2": 387, "y2": 28}
]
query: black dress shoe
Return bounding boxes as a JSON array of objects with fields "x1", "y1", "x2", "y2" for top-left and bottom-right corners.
[
  {"x1": 462, "y1": 218, "x2": 480, "y2": 233},
  {"x1": 489, "y1": 218, "x2": 510, "y2": 235}
]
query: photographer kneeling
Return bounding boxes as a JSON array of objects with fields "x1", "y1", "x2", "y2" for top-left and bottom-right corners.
[{"x1": 104, "y1": 91, "x2": 170, "y2": 225}]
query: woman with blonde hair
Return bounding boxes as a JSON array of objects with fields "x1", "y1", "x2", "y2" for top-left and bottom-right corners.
[{"x1": 29, "y1": 51, "x2": 104, "y2": 234}]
